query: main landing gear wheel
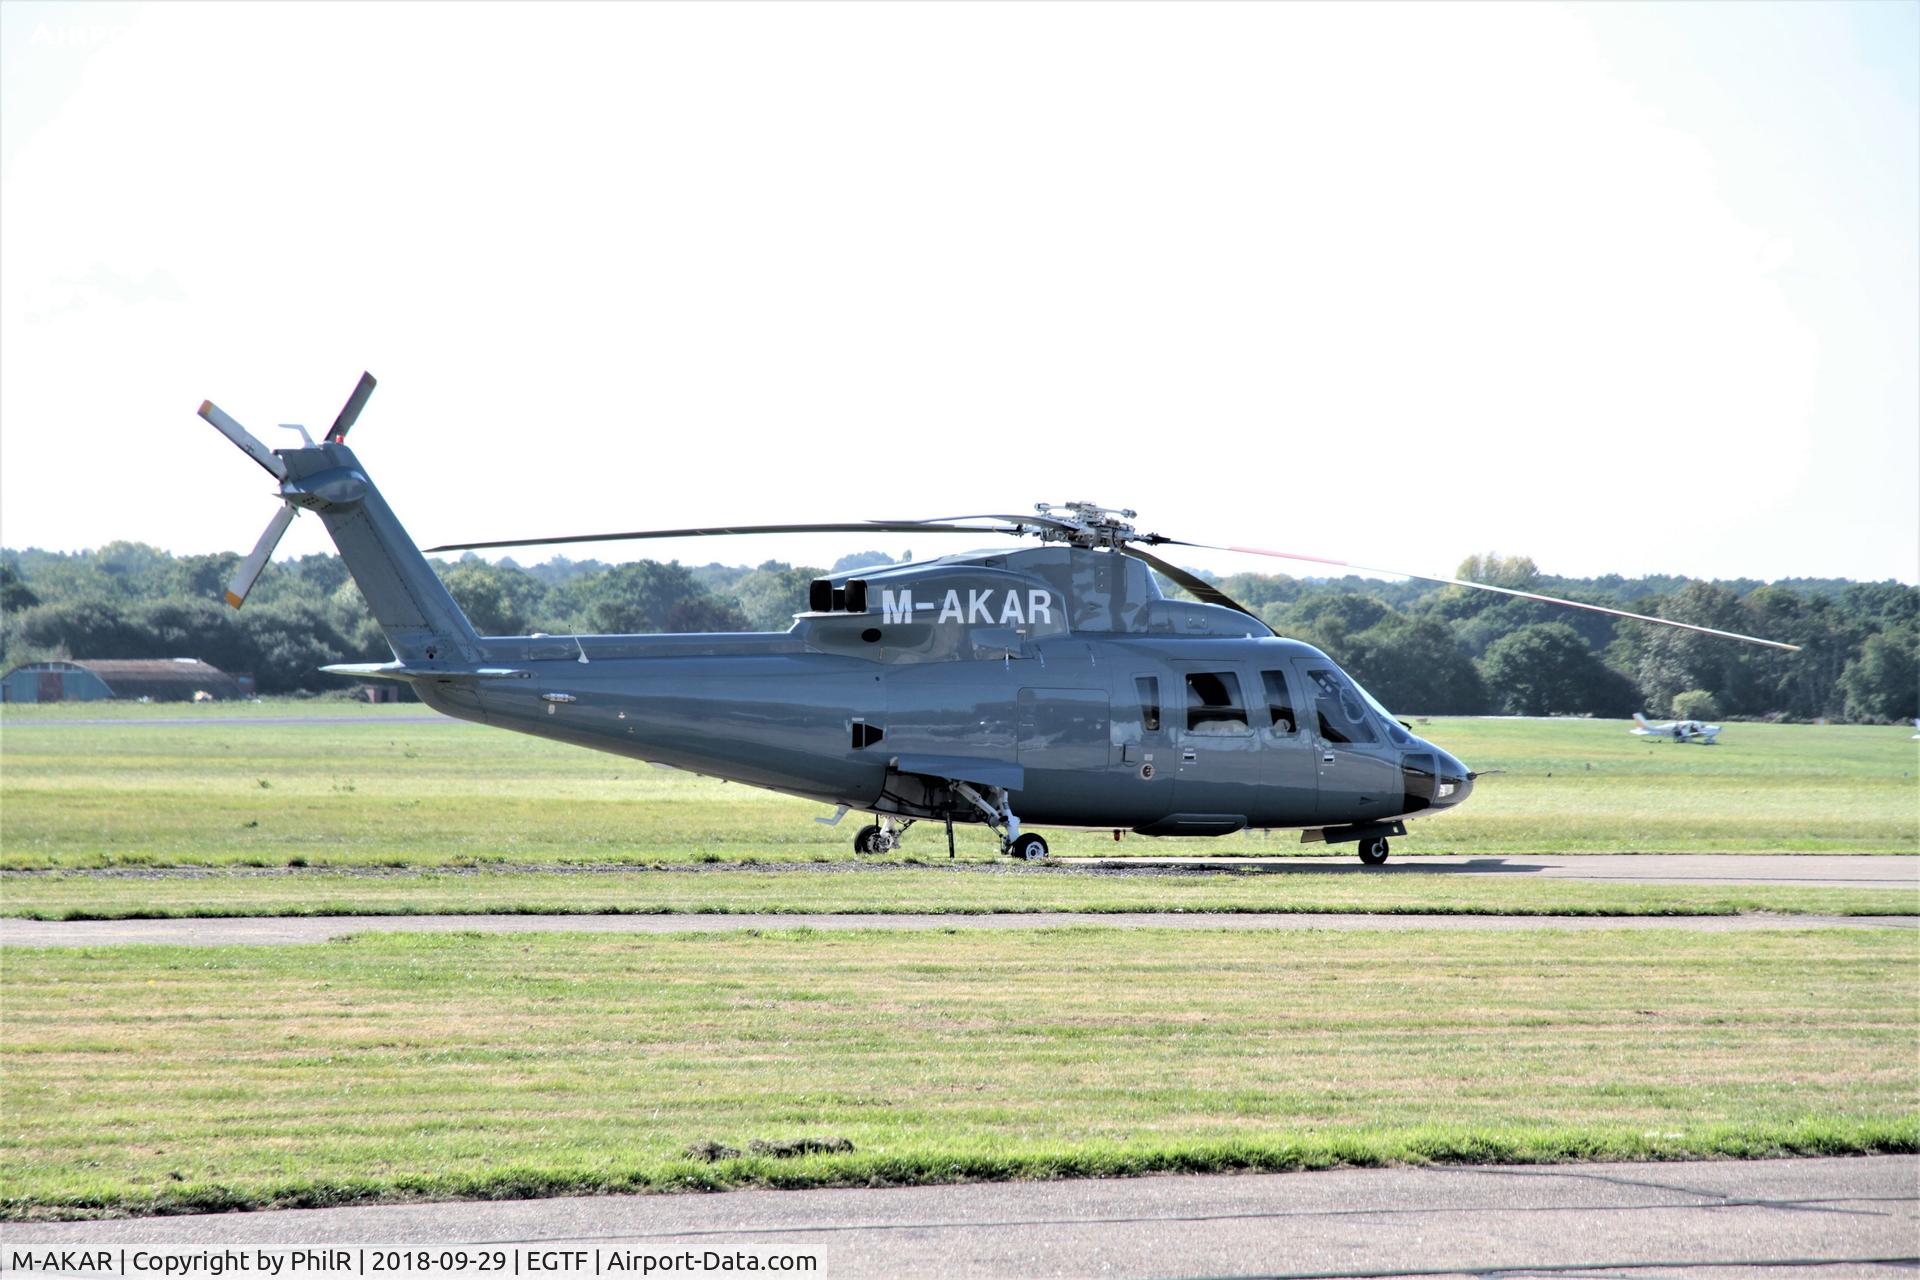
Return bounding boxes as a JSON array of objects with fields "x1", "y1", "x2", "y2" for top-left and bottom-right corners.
[
  {"x1": 1357, "y1": 837, "x2": 1390, "y2": 866},
  {"x1": 1010, "y1": 832, "x2": 1049, "y2": 862},
  {"x1": 854, "y1": 824, "x2": 898, "y2": 855}
]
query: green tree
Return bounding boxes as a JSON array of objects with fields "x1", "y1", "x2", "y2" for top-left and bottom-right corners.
[
  {"x1": 0, "y1": 562, "x2": 39, "y2": 616},
  {"x1": 439, "y1": 561, "x2": 550, "y2": 636},
  {"x1": 1481, "y1": 623, "x2": 1638, "y2": 716},
  {"x1": 728, "y1": 562, "x2": 823, "y2": 632},
  {"x1": 666, "y1": 596, "x2": 750, "y2": 632},
  {"x1": 1455, "y1": 552, "x2": 1540, "y2": 590},
  {"x1": 137, "y1": 600, "x2": 251, "y2": 673},
  {"x1": 326, "y1": 581, "x2": 387, "y2": 658},
  {"x1": 11, "y1": 599, "x2": 152, "y2": 659},
  {"x1": 1619, "y1": 582, "x2": 1756, "y2": 716},
  {"x1": 1269, "y1": 594, "x2": 1393, "y2": 654},
  {"x1": 1838, "y1": 626, "x2": 1918, "y2": 722},
  {"x1": 171, "y1": 553, "x2": 241, "y2": 606},
  {"x1": 1340, "y1": 615, "x2": 1487, "y2": 714},
  {"x1": 234, "y1": 600, "x2": 346, "y2": 693},
  {"x1": 575, "y1": 562, "x2": 714, "y2": 634}
]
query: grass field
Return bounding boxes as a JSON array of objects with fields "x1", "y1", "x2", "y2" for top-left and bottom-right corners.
[
  {"x1": 5, "y1": 866, "x2": 1913, "y2": 921},
  {"x1": 2, "y1": 703, "x2": 1916, "y2": 870},
  {"x1": 3, "y1": 926, "x2": 1914, "y2": 1219}
]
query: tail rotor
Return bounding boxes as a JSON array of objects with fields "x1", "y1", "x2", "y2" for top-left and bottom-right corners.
[{"x1": 197, "y1": 372, "x2": 376, "y2": 609}]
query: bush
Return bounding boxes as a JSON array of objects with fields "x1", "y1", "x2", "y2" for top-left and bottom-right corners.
[{"x1": 1669, "y1": 689, "x2": 1720, "y2": 720}]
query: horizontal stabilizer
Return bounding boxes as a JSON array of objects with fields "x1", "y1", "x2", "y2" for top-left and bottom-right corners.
[{"x1": 320, "y1": 662, "x2": 531, "y2": 683}]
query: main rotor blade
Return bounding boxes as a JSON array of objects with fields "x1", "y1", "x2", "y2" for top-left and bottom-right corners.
[
  {"x1": 327, "y1": 372, "x2": 377, "y2": 442},
  {"x1": 1172, "y1": 541, "x2": 1801, "y2": 652},
  {"x1": 880, "y1": 512, "x2": 1084, "y2": 532},
  {"x1": 425, "y1": 521, "x2": 1028, "y2": 554},
  {"x1": 1120, "y1": 546, "x2": 1272, "y2": 633},
  {"x1": 225, "y1": 505, "x2": 297, "y2": 609},
  {"x1": 198, "y1": 401, "x2": 288, "y2": 480}
]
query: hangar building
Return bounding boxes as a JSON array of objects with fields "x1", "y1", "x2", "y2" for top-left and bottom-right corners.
[{"x1": 0, "y1": 659, "x2": 249, "y2": 703}]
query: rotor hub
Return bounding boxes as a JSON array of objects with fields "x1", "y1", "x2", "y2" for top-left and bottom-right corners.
[{"x1": 1033, "y1": 501, "x2": 1154, "y2": 549}]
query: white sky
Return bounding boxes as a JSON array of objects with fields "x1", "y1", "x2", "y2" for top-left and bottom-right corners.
[{"x1": 2, "y1": 1, "x2": 1916, "y2": 585}]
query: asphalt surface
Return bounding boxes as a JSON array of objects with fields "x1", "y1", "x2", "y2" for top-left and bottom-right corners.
[
  {"x1": 4, "y1": 1156, "x2": 1913, "y2": 1277},
  {"x1": 1059, "y1": 853, "x2": 1920, "y2": 889},
  {"x1": 5, "y1": 909, "x2": 1915, "y2": 947}
]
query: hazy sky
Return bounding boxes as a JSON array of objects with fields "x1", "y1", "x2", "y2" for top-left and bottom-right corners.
[{"x1": 3, "y1": 1, "x2": 1915, "y2": 586}]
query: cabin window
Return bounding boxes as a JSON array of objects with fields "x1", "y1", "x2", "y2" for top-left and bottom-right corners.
[
  {"x1": 1261, "y1": 670, "x2": 1297, "y2": 734},
  {"x1": 1184, "y1": 671, "x2": 1249, "y2": 734},
  {"x1": 1306, "y1": 667, "x2": 1378, "y2": 744},
  {"x1": 1134, "y1": 676, "x2": 1160, "y2": 731}
]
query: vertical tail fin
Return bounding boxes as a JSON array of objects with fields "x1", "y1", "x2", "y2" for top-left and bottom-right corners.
[
  {"x1": 281, "y1": 442, "x2": 480, "y2": 661},
  {"x1": 198, "y1": 376, "x2": 480, "y2": 663}
]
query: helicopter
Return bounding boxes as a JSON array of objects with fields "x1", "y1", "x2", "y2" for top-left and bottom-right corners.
[{"x1": 197, "y1": 374, "x2": 1800, "y2": 865}]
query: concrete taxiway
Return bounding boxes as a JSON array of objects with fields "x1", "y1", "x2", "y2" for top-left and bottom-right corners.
[
  {"x1": 4, "y1": 1156, "x2": 1913, "y2": 1278},
  {"x1": 1060, "y1": 852, "x2": 1920, "y2": 888}
]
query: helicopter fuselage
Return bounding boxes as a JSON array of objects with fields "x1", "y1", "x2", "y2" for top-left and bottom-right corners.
[{"x1": 412, "y1": 624, "x2": 1472, "y2": 838}]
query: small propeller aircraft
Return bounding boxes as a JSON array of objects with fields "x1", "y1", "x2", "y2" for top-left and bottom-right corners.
[
  {"x1": 197, "y1": 374, "x2": 1798, "y2": 863},
  {"x1": 1631, "y1": 713, "x2": 1722, "y2": 744}
]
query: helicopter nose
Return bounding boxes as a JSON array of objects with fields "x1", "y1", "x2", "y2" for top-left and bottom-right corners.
[
  {"x1": 1435, "y1": 749, "x2": 1473, "y2": 808},
  {"x1": 1404, "y1": 745, "x2": 1473, "y2": 809}
]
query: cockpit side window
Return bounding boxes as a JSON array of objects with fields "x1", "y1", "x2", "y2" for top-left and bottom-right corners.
[
  {"x1": 1306, "y1": 667, "x2": 1378, "y2": 744},
  {"x1": 1184, "y1": 671, "x2": 1249, "y2": 735},
  {"x1": 1260, "y1": 670, "x2": 1297, "y2": 734},
  {"x1": 1134, "y1": 675, "x2": 1161, "y2": 732}
]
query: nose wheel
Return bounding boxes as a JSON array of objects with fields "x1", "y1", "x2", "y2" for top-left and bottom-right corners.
[
  {"x1": 1009, "y1": 832, "x2": 1049, "y2": 862},
  {"x1": 1357, "y1": 837, "x2": 1390, "y2": 866}
]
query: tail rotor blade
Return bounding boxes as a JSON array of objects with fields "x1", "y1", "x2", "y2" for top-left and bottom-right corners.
[
  {"x1": 199, "y1": 401, "x2": 289, "y2": 480},
  {"x1": 327, "y1": 372, "x2": 377, "y2": 442},
  {"x1": 224, "y1": 505, "x2": 297, "y2": 609}
]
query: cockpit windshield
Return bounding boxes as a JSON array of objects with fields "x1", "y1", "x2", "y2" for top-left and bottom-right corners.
[
  {"x1": 1351, "y1": 676, "x2": 1414, "y2": 746},
  {"x1": 1304, "y1": 666, "x2": 1413, "y2": 748}
]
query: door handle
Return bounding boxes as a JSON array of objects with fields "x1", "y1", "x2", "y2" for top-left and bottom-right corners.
[
  {"x1": 1182, "y1": 748, "x2": 1197, "y2": 763},
  {"x1": 1321, "y1": 752, "x2": 1336, "y2": 764}
]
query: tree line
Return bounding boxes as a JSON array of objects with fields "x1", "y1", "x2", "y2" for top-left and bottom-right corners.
[{"x1": 2, "y1": 544, "x2": 1913, "y2": 722}]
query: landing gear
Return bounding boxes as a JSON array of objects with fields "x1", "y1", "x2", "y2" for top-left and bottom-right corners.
[
  {"x1": 951, "y1": 781, "x2": 1027, "y2": 859},
  {"x1": 1357, "y1": 837, "x2": 1390, "y2": 866},
  {"x1": 852, "y1": 817, "x2": 910, "y2": 855},
  {"x1": 1010, "y1": 832, "x2": 1050, "y2": 862}
]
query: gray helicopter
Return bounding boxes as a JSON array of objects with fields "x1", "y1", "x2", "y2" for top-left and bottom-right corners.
[{"x1": 198, "y1": 375, "x2": 1799, "y2": 864}]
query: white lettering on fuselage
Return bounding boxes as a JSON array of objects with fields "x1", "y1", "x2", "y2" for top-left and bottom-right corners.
[
  {"x1": 922, "y1": 589, "x2": 1054, "y2": 627},
  {"x1": 880, "y1": 588, "x2": 915, "y2": 625}
]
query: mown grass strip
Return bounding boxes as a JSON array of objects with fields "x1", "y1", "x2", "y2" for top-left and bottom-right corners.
[
  {"x1": 4, "y1": 867, "x2": 1915, "y2": 920},
  {"x1": 16, "y1": 1121, "x2": 1917, "y2": 1220},
  {"x1": 3, "y1": 927, "x2": 1914, "y2": 1218},
  {"x1": 4, "y1": 713, "x2": 1917, "y2": 868}
]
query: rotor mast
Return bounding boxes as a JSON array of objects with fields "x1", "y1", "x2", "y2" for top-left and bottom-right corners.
[{"x1": 1031, "y1": 502, "x2": 1163, "y2": 550}]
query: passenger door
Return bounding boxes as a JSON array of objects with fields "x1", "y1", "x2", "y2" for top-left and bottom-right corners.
[
  {"x1": 1111, "y1": 671, "x2": 1177, "y2": 822},
  {"x1": 1171, "y1": 665, "x2": 1263, "y2": 821},
  {"x1": 1293, "y1": 661, "x2": 1401, "y2": 825},
  {"x1": 1255, "y1": 667, "x2": 1318, "y2": 827}
]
